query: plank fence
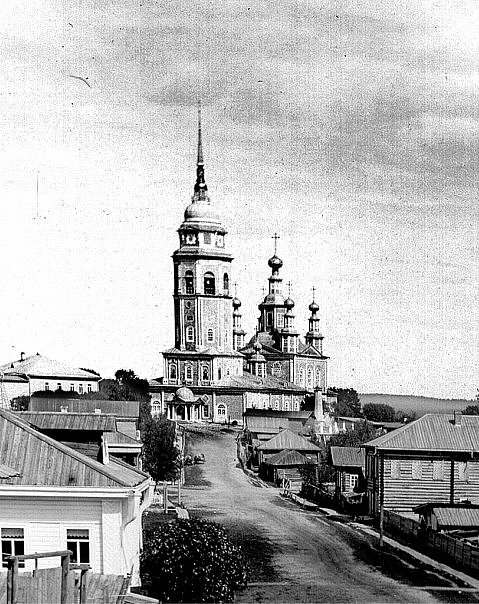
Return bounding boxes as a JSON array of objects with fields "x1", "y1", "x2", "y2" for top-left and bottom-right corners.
[
  {"x1": 384, "y1": 510, "x2": 479, "y2": 574},
  {"x1": 0, "y1": 550, "x2": 131, "y2": 604}
]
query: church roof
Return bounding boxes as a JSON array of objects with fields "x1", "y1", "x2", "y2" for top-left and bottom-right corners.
[
  {"x1": 162, "y1": 347, "x2": 244, "y2": 358},
  {"x1": 175, "y1": 386, "x2": 196, "y2": 403},
  {"x1": 241, "y1": 335, "x2": 328, "y2": 359},
  {"x1": 0, "y1": 354, "x2": 101, "y2": 380},
  {"x1": 258, "y1": 429, "x2": 320, "y2": 452},
  {"x1": 216, "y1": 373, "x2": 305, "y2": 393}
]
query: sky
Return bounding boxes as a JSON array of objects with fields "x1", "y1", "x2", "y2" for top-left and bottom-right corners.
[{"x1": 0, "y1": 1, "x2": 478, "y2": 399}]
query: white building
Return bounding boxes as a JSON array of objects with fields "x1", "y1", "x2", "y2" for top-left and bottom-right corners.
[
  {"x1": 0, "y1": 409, "x2": 152, "y2": 586},
  {"x1": 0, "y1": 353, "x2": 101, "y2": 406}
]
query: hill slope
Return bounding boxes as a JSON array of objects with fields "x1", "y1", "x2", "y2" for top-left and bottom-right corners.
[{"x1": 359, "y1": 393, "x2": 475, "y2": 416}]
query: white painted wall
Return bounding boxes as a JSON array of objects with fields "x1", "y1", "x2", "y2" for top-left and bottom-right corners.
[{"x1": 29, "y1": 377, "x2": 99, "y2": 395}]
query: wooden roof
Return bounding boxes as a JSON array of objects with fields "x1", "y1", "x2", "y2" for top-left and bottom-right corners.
[
  {"x1": 330, "y1": 446, "x2": 365, "y2": 468},
  {"x1": 258, "y1": 429, "x2": 320, "y2": 452},
  {"x1": 30, "y1": 398, "x2": 139, "y2": 419},
  {"x1": 0, "y1": 409, "x2": 148, "y2": 488},
  {"x1": 365, "y1": 414, "x2": 479, "y2": 452},
  {"x1": 17, "y1": 412, "x2": 117, "y2": 432},
  {"x1": 264, "y1": 449, "x2": 308, "y2": 466},
  {"x1": 0, "y1": 354, "x2": 100, "y2": 380}
]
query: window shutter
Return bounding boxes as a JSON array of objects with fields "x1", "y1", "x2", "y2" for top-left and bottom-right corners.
[
  {"x1": 433, "y1": 460, "x2": 443, "y2": 480},
  {"x1": 412, "y1": 460, "x2": 422, "y2": 480}
]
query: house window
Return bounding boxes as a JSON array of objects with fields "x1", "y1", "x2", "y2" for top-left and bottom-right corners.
[
  {"x1": 152, "y1": 401, "x2": 161, "y2": 416},
  {"x1": 1, "y1": 528, "x2": 24, "y2": 568},
  {"x1": 349, "y1": 474, "x2": 359, "y2": 489},
  {"x1": 67, "y1": 529, "x2": 90, "y2": 564},
  {"x1": 186, "y1": 326, "x2": 194, "y2": 342},
  {"x1": 79, "y1": 384, "x2": 83, "y2": 395},
  {"x1": 70, "y1": 384, "x2": 75, "y2": 392},
  {"x1": 45, "y1": 382, "x2": 50, "y2": 391},
  {"x1": 169, "y1": 364, "x2": 177, "y2": 381},
  {"x1": 204, "y1": 272, "x2": 215, "y2": 295},
  {"x1": 217, "y1": 404, "x2": 226, "y2": 416},
  {"x1": 412, "y1": 460, "x2": 422, "y2": 480},
  {"x1": 390, "y1": 460, "x2": 400, "y2": 479},
  {"x1": 433, "y1": 460, "x2": 444, "y2": 481},
  {"x1": 458, "y1": 462, "x2": 469, "y2": 482},
  {"x1": 207, "y1": 329, "x2": 214, "y2": 342},
  {"x1": 185, "y1": 271, "x2": 194, "y2": 294},
  {"x1": 202, "y1": 366, "x2": 209, "y2": 381},
  {"x1": 204, "y1": 232, "x2": 211, "y2": 244},
  {"x1": 185, "y1": 365, "x2": 193, "y2": 382},
  {"x1": 87, "y1": 384, "x2": 92, "y2": 393},
  {"x1": 223, "y1": 273, "x2": 229, "y2": 294}
]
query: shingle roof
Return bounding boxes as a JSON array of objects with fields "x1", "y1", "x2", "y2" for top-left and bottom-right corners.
[
  {"x1": 330, "y1": 446, "x2": 365, "y2": 468},
  {"x1": 0, "y1": 409, "x2": 148, "y2": 488},
  {"x1": 29, "y1": 398, "x2": 139, "y2": 419},
  {"x1": 0, "y1": 354, "x2": 101, "y2": 380},
  {"x1": 365, "y1": 414, "x2": 479, "y2": 452},
  {"x1": 258, "y1": 429, "x2": 320, "y2": 452},
  {"x1": 434, "y1": 507, "x2": 479, "y2": 528},
  {"x1": 264, "y1": 449, "x2": 308, "y2": 466},
  {"x1": 17, "y1": 412, "x2": 117, "y2": 432}
]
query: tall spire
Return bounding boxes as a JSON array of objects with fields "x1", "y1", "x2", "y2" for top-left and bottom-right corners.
[{"x1": 194, "y1": 100, "x2": 208, "y2": 200}]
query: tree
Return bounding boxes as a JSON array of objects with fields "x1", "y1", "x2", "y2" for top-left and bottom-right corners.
[
  {"x1": 463, "y1": 405, "x2": 479, "y2": 415},
  {"x1": 327, "y1": 420, "x2": 377, "y2": 450},
  {"x1": 362, "y1": 402, "x2": 395, "y2": 422},
  {"x1": 142, "y1": 417, "x2": 180, "y2": 485},
  {"x1": 329, "y1": 388, "x2": 361, "y2": 417},
  {"x1": 141, "y1": 519, "x2": 248, "y2": 602},
  {"x1": 10, "y1": 395, "x2": 30, "y2": 411}
]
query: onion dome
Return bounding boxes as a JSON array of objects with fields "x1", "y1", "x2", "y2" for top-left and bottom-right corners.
[
  {"x1": 309, "y1": 300, "x2": 319, "y2": 313},
  {"x1": 175, "y1": 386, "x2": 195, "y2": 403},
  {"x1": 284, "y1": 297, "x2": 295, "y2": 310},
  {"x1": 268, "y1": 255, "x2": 283, "y2": 271},
  {"x1": 253, "y1": 340, "x2": 262, "y2": 352},
  {"x1": 232, "y1": 297, "x2": 242, "y2": 310}
]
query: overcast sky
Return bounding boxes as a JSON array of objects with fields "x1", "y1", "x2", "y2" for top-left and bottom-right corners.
[{"x1": 0, "y1": 1, "x2": 478, "y2": 399}]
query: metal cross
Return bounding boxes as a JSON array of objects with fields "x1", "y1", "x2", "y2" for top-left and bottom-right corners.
[
  {"x1": 287, "y1": 281, "x2": 293, "y2": 296},
  {"x1": 312, "y1": 285, "x2": 316, "y2": 301},
  {"x1": 272, "y1": 232, "x2": 280, "y2": 254}
]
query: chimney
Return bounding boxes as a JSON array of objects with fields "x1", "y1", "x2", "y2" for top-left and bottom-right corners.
[
  {"x1": 20, "y1": 352, "x2": 25, "y2": 362},
  {"x1": 453, "y1": 410, "x2": 462, "y2": 426}
]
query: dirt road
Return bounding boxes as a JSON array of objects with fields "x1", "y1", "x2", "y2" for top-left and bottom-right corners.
[{"x1": 183, "y1": 428, "x2": 478, "y2": 603}]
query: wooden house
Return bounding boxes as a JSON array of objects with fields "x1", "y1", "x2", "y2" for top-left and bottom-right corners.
[
  {"x1": 257, "y1": 428, "x2": 320, "y2": 465},
  {"x1": 0, "y1": 409, "x2": 153, "y2": 586},
  {"x1": 259, "y1": 449, "x2": 308, "y2": 484},
  {"x1": 364, "y1": 412, "x2": 479, "y2": 516},
  {"x1": 17, "y1": 411, "x2": 143, "y2": 467},
  {"x1": 243, "y1": 409, "x2": 314, "y2": 441},
  {"x1": 330, "y1": 446, "x2": 366, "y2": 498}
]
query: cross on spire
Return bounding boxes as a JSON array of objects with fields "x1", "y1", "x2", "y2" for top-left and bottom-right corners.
[
  {"x1": 312, "y1": 286, "x2": 316, "y2": 301},
  {"x1": 194, "y1": 100, "x2": 207, "y2": 199},
  {"x1": 287, "y1": 281, "x2": 293, "y2": 296},
  {"x1": 261, "y1": 286, "x2": 266, "y2": 297},
  {"x1": 272, "y1": 232, "x2": 280, "y2": 255},
  {"x1": 234, "y1": 282, "x2": 238, "y2": 297}
]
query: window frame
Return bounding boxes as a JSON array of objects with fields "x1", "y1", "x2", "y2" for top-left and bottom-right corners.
[
  {"x1": 1, "y1": 528, "x2": 25, "y2": 568},
  {"x1": 204, "y1": 272, "x2": 216, "y2": 295},
  {"x1": 66, "y1": 528, "x2": 90, "y2": 565}
]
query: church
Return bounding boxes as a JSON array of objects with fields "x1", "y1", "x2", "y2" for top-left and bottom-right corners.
[{"x1": 149, "y1": 112, "x2": 336, "y2": 424}]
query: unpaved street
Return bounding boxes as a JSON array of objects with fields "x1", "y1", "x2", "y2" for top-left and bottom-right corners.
[{"x1": 183, "y1": 428, "x2": 478, "y2": 603}]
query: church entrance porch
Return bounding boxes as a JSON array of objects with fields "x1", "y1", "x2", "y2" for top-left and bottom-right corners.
[{"x1": 165, "y1": 386, "x2": 207, "y2": 422}]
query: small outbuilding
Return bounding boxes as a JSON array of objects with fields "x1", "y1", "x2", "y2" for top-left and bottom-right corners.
[
  {"x1": 259, "y1": 449, "x2": 308, "y2": 484},
  {"x1": 257, "y1": 428, "x2": 320, "y2": 465},
  {"x1": 330, "y1": 446, "x2": 366, "y2": 497}
]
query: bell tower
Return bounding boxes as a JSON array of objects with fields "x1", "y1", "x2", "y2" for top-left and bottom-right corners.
[{"x1": 172, "y1": 105, "x2": 234, "y2": 354}]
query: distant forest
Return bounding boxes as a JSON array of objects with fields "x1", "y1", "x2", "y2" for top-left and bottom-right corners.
[{"x1": 359, "y1": 393, "x2": 474, "y2": 416}]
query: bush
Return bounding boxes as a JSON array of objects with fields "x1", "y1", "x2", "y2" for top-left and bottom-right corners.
[{"x1": 141, "y1": 519, "x2": 248, "y2": 602}]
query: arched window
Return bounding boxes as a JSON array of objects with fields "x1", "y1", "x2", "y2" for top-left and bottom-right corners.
[
  {"x1": 223, "y1": 273, "x2": 229, "y2": 294},
  {"x1": 307, "y1": 368, "x2": 313, "y2": 388},
  {"x1": 185, "y1": 270, "x2": 194, "y2": 294},
  {"x1": 217, "y1": 403, "x2": 226, "y2": 416},
  {"x1": 218, "y1": 367, "x2": 222, "y2": 380},
  {"x1": 186, "y1": 326, "x2": 194, "y2": 342},
  {"x1": 202, "y1": 365, "x2": 209, "y2": 381},
  {"x1": 299, "y1": 368, "x2": 305, "y2": 385},
  {"x1": 169, "y1": 364, "x2": 177, "y2": 380},
  {"x1": 185, "y1": 364, "x2": 193, "y2": 382},
  {"x1": 315, "y1": 368, "x2": 321, "y2": 387},
  {"x1": 204, "y1": 272, "x2": 215, "y2": 295},
  {"x1": 207, "y1": 328, "x2": 214, "y2": 342},
  {"x1": 272, "y1": 362, "x2": 281, "y2": 377},
  {"x1": 267, "y1": 312, "x2": 273, "y2": 327}
]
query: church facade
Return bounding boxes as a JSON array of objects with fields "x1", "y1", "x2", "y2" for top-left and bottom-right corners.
[{"x1": 149, "y1": 113, "x2": 335, "y2": 423}]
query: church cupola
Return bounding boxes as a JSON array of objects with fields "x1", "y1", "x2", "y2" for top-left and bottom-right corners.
[
  {"x1": 305, "y1": 287, "x2": 324, "y2": 353},
  {"x1": 248, "y1": 340, "x2": 266, "y2": 378},
  {"x1": 257, "y1": 233, "x2": 287, "y2": 334},
  {"x1": 232, "y1": 288, "x2": 246, "y2": 351},
  {"x1": 280, "y1": 286, "x2": 299, "y2": 353}
]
